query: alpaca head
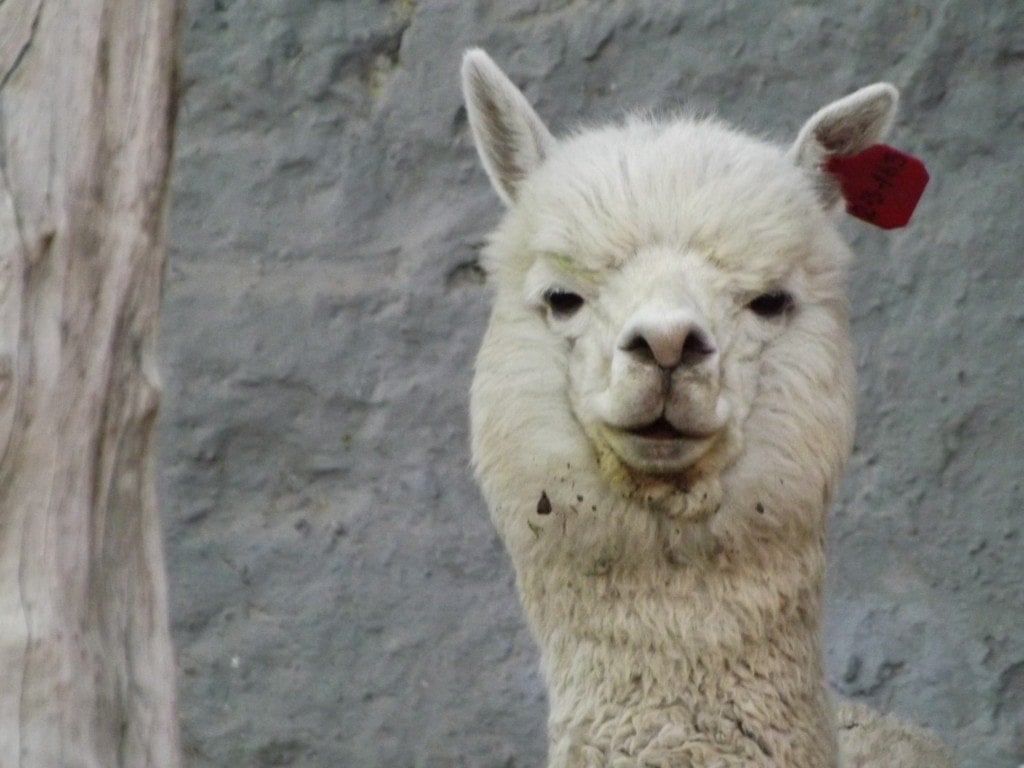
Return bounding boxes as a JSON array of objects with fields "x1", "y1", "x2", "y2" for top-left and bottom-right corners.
[{"x1": 464, "y1": 50, "x2": 898, "y2": 568}]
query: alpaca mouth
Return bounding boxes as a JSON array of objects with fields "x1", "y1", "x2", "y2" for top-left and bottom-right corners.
[
  {"x1": 603, "y1": 417, "x2": 719, "y2": 474},
  {"x1": 626, "y1": 417, "x2": 715, "y2": 442}
]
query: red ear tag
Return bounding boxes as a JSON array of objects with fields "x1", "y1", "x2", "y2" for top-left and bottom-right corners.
[{"x1": 824, "y1": 144, "x2": 930, "y2": 229}]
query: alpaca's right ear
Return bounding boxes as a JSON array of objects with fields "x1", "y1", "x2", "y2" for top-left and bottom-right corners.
[{"x1": 461, "y1": 49, "x2": 554, "y2": 206}]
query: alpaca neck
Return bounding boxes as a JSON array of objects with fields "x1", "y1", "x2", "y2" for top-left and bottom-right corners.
[{"x1": 519, "y1": 537, "x2": 836, "y2": 768}]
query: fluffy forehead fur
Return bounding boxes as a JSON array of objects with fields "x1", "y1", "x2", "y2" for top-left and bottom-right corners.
[{"x1": 486, "y1": 116, "x2": 846, "y2": 299}]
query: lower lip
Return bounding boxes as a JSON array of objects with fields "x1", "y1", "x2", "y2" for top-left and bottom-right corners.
[{"x1": 605, "y1": 426, "x2": 717, "y2": 471}]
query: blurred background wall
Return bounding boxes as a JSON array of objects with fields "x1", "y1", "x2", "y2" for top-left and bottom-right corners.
[{"x1": 159, "y1": 1, "x2": 1024, "y2": 765}]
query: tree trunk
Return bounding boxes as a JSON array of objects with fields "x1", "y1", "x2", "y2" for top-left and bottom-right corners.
[{"x1": 0, "y1": 1, "x2": 182, "y2": 765}]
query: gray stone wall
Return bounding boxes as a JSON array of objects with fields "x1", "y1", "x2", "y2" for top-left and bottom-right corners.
[{"x1": 160, "y1": 1, "x2": 1024, "y2": 765}]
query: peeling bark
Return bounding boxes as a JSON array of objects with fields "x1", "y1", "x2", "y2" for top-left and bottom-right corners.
[{"x1": 0, "y1": 1, "x2": 182, "y2": 766}]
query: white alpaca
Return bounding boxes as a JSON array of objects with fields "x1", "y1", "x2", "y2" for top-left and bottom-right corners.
[{"x1": 461, "y1": 49, "x2": 954, "y2": 768}]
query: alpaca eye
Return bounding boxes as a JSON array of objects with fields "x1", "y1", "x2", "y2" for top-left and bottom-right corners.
[
  {"x1": 747, "y1": 291, "x2": 793, "y2": 318},
  {"x1": 544, "y1": 289, "x2": 585, "y2": 318}
]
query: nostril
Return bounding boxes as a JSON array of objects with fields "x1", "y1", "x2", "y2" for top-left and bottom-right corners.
[
  {"x1": 680, "y1": 330, "x2": 715, "y2": 364},
  {"x1": 621, "y1": 333, "x2": 656, "y2": 364}
]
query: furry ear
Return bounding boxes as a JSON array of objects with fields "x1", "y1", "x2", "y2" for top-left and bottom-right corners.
[
  {"x1": 790, "y1": 83, "x2": 899, "y2": 208},
  {"x1": 461, "y1": 49, "x2": 554, "y2": 206}
]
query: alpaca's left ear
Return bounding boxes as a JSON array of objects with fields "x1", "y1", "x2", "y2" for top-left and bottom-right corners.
[
  {"x1": 462, "y1": 49, "x2": 554, "y2": 206},
  {"x1": 790, "y1": 83, "x2": 899, "y2": 208}
]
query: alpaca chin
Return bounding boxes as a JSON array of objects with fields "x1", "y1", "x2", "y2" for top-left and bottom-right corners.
[{"x1": 593, "y1": 436, "x2": 725, "y2": 522}]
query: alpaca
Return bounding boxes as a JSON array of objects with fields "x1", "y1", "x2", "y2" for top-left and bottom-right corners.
[{"x1": 461, "y1": 49, "x2": 953, "y2": 768}]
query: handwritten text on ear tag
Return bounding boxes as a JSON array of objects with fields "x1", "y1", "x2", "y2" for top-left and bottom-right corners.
[{"x1": 824, "y1": 144, "x2": 930, "y2": 229}]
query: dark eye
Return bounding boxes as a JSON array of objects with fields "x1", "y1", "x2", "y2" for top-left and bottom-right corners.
[
  {"x1": 747, "y1": 291, "x2": 793, "y2": 318},
  {"x1": 544, "y1": 289, "x2": 585, "y2": 318}
]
